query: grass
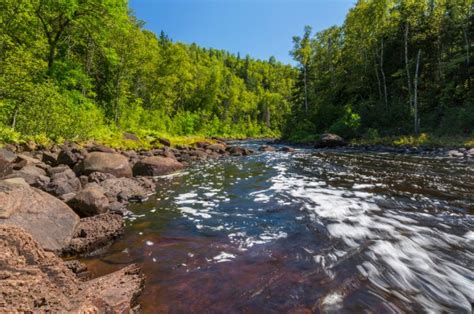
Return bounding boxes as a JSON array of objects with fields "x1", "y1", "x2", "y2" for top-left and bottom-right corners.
[{"x1": 0, "y1": 124, "x2": 223, "y2": 151}]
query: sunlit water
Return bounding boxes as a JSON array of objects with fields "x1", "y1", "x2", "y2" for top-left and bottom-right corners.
[{"x1": 84, "y1": 142, "x2": 474, "y2": 313}]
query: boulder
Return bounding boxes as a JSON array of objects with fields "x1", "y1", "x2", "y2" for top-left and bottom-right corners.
[
  {"x1": 133, "y1": 156, "x2": 184, "y2": 176},
  {"x1": 122, "y1": 150, "x2": 138, "y2": 159},
  {"x1": 0, "y1": 156, "x2": 13, "y2": 178},
  {"x1": 67, "y1": 186, "x2": 110, "y2": 217},
  {"x1": 162, "y1": 147, "x2": 176, "y2": 159},
  {"x1": 227, "y1": 146, "x2": 252, "y2": 156},
  {"x1": 258, "y1": 145, "x2": 276, "y2": 152},
  {"x1": 227, "y1": 146, "x2": 245, "y2": 156},
  {"x1": 195, "y1": 141, "x2": 211, "y2": 149},
  {"x1": 447, "y1": 149, "x2": 464, "y2": 158},
  {"x1": 57, "y1": 149, "x2": 79, "y2": 166},
  {"x1": 21, "y1": 140, "x2": 37, "y2": 152},
  {"x1": 44, "y1": 167, "x2": 82, "y2": 197},
  {"x1": 42, "y1": 151, "x2": 58, "y2": 166},
  {"x1": 98, "y1": 177, "x2": 155, "y2": 203},
  {"x1": 207, "y1": 143, "x2": 226, "y2": 153},
  {"x1": 0, "y1": 148, "x2": 16, "y2": 162},
  {"x1": 0, "y1": 225, "x2": 144, "y2": 312},
  {"x1": 82, "y1": 152, "x2": 132, "y2": 178},
  {"x1": 189, "y1": 149, "x2": 208, "y2": 160},
  {"x1": 155, "y1": 137, "x2": 171, "y2": 147},
  {"x1": 5, "y1": 165, "x2": 49, "y2": 187},
  {"x1": 88, "y1": 144, "x2": 116, "y2": 153},
  {"x1": 0, "y1": 179, "x2": 80, "y2": 252},
  {"x1": 314, "y1": 133, "x2": 347, "y2": 148},
  {"x1": 467, "y1": 148, "x2": 474, "y2": 157},
  {"x1": 279, "y1": 146, "x2": 295, "y2": 153},
  {"x1": 65, "y1": 213, "x2": 124, "y2": 255},
  {"x1": 88, "y1": 171, "x2": 117, "y2": 183},
  {"x1": 12, "y1": 154, "x2": 41, "y2": 170}
]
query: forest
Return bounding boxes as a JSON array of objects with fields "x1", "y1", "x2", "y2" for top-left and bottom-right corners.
[
  {"x1": 287, "y1": 0, "x2": 473, "y2": 142},
  {"x1": 0, "y1": 0, "x2": 473, "y2": 146},
  {"x1": 0, "y1": 0, "x2": 296, "y2": 144}
]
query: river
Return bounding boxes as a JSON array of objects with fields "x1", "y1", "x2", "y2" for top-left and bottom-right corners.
[{"x1": 83, "y1": 141, "x2": 474, "y2": 313}]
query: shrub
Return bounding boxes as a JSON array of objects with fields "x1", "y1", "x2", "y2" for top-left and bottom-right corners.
[{"x1": 329, "y1": 106, "x2": 361, "y2": 139}]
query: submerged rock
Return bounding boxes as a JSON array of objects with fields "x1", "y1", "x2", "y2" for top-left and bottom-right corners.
[
  {"x1": 0, "y1": 225, "x2": 144, "y2": 312},
  {"x1": 0, "y1": 178, "x2": 79, "y2": 253},
  {"x1": 81, "y1": 152, "x2": 132, "y2": 178},
  {"x1": 133, "y1": 156, "x2": 184, "y2": 176}
]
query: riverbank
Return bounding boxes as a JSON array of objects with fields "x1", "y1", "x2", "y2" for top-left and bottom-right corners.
[
  {"x1": 0, "y1": 138, "x2": 254, "y2": 312},
  {"x1": 287, "y1": 133, "x2": 474, "y2": 148}
]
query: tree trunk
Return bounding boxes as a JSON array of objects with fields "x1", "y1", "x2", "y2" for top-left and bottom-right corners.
[
  {"x1": 404, "y1": 23, "x2": 413, "y2": 109},
  {"x1": 414, "y1": 49, "x2": 422, "y2": 135},
  {"x1": 265, "y1": 106, "x2": 271, "y2": 128},
  {"x1": 374, "y1": 58, "x2": 383, "y2": 102},
  {"x1": 462, "y1": 26, "x2": 471, "y2": 89},
  {"x1": 303, "y1": 66, "x2": 308, "y2": 113},
  {"x1": 379, "y1": 38, "x2": 388, "y2": 107},
  {"x1": 11, "y1": 105, "x2": 19, "y2": 130},
  {"x1": 47, "y1": 43, "x2": 56, "y2": 73}
]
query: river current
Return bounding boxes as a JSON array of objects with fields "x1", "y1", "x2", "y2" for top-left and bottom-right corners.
[{"x1": 84, "y1": 141, "x2": 474, "y2": 313}]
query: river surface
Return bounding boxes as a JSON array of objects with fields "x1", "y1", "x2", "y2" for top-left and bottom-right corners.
[{"x1": 84, "y1": 141, "x2": 474, "y2": 313}]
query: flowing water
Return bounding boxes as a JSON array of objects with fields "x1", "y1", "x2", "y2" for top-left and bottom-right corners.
[{"x1": 84, "y1": 142, "x2": 474, "y2": 313}]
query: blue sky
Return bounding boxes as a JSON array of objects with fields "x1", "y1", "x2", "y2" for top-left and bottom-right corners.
[{"x1": 129, "y1": 0, "x2": 356, "y2": 64}]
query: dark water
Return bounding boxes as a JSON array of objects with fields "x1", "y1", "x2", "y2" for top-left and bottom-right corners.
[{"x1": 83, "y1": 142, "x2": 474, "y2": 313}]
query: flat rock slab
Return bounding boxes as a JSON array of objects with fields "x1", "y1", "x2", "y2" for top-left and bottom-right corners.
[
  {"x1": 0, "y1": 178, "x2": 79, "y2": 253},
  {"x1": 0, "y1": 225, "x2": 144, "y2": 312},
  {"x1": 65, "y1": 213, "x2": 124, "y2": 255}
]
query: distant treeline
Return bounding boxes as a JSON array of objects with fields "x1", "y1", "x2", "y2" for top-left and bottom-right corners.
[
  {"x1": 286, "y1": 0, "x2": 473, "y2": 141},
  {"x1": 0, "y1": 0, "x2": 296, "y2": 142},
  {"x1": 1, "y1": 0, "x2": 472, "y2": 144}
]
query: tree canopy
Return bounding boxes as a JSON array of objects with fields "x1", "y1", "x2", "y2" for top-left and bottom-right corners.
[
  {"x1": 0, "y1": 0, "x2": 296, "y2": 142},
  {"x1": 285, "y1": 0, "x2": 473, "y2": 141}
]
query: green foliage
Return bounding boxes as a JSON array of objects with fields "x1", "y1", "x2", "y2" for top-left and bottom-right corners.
[
  {"x1": 0, "y1": 0, "x2": 296, "y2": 145},
  {"x1": 285, "y1": 0, "x2": 474, "y2": 141},
  {"x1": 0, "y1": 125, "x2": 21, "y2": 143},
  {"x1": 329, "y1": 106, "x2": 361, "y2": 139}
]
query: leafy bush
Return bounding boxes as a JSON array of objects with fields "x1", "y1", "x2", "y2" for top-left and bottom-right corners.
[
  {"x1": 0, "y1": 125, "x2": 21, "y2": 143},
  {"x1": 394, "y1": 133, "x2": 429, "y2": 146},
  {"x1": 329, "y1": 106, "x2": 361, "y2": 139}
]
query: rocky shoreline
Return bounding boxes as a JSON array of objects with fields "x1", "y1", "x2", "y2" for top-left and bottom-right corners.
[
  {"x1": 0, "y1": 139, "x2": 253, "y2": 312},
  {"x1": 1, "y1": 134, "x2": 471, "y2": 311},
  {"x1": 272, "y1": 133, "x2": 474, "y2": 159}
]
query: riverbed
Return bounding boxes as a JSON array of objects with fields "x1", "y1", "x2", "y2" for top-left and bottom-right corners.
[{"x1": 83, "y1": 142, "x2": 474, "y2": 313}]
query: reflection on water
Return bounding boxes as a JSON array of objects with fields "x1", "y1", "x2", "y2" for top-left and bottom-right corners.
[{"x1": 83, "y1": 143, "x2": 474, "y2": 313}]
